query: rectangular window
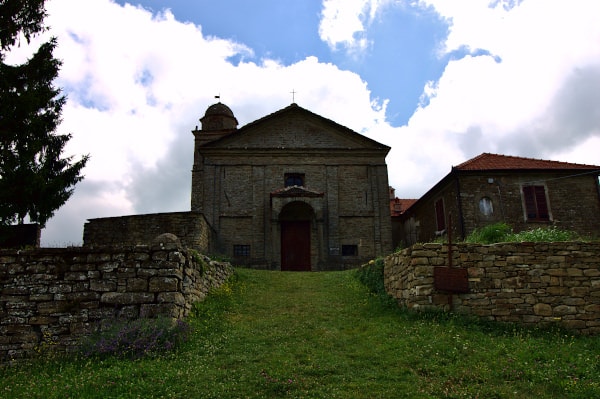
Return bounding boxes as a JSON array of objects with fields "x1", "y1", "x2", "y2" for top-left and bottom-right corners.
[
  {"x1": 435, "y1": 198, "x2": 446, "y2": 231},
  {"x1": 342, "y1": 245, "x2": 358, "y2": 256},
  {"x1": 233, "y1": 244, "x2": 250, "y2": 257},
  {"x1": 522, "y1": 185, "x2": 550, "y2": 221},
  {"x1": 284, "y1": 173, "x2": 305, "y2": 187}
]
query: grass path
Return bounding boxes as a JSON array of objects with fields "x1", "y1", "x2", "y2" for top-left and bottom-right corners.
[{"x1": 2, "y1": 268, "x2": 599, "y2": 398}]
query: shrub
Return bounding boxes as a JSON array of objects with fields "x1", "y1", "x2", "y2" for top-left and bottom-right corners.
[
  {"x1": 79, "y1": 317, "x2": 191, "y2": 360},
  {"x1": 354, "y1": 258, "x2": 395, "y2": 306},
  {"x1": 507, "y1": 226, "x2": 580, "y2": 242},
  {"x1": 465, "y1": 223, "x2": 582, "y2": 244},
  {"x1": 465, "y1": 222, "x2": 512, "y2": 244}
]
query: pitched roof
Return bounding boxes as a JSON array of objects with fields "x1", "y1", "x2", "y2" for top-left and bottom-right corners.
[
  {"x1": 390, "y1": 198, "x2": 417, "y2": 216},
  {"x1": 455, "y1": 153, "x2": 600, "y2": 171},
  {"x1": 203, "y1": 103, "x2": 390, "y2": 151}
]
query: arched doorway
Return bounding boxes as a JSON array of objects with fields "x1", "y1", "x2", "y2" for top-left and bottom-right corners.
[{"x1": 279, "y1": 201, "x2": 314, "y2": 271}]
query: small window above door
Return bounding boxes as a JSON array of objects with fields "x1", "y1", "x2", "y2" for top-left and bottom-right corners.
[{"x1": 284, "y1": 173, "x2": 305, "y2": 187}]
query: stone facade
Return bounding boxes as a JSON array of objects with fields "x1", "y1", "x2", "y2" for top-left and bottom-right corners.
[
  {"x1": 0, "y1": 235, "x2": 233, "y2": 361},
  {"x1": 83, "y1": 212, "x2": 213, "y2": 254},
  {"x1": 384, "y1": 241, "x2": 600, "y2": 335},
  {"x1": 192, "y1": 102, "x2": 393, "y2": 270},
  {"x1": 399, "y1": 154, "x2": 600, "y2": 247}
]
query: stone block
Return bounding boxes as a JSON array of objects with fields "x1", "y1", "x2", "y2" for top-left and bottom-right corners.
[
  {"x1": 127, "y1": 251, "x2": 149, "y2": 262},
  {"x1": 548, "y1": 268, "x2": 568, "y2": 276},
  {"x1": 415, "y1": 285, "x2": 433, "y2": 296},
  {"x1": 151, "y1": 251, "x2": 169, "y2": 261},
  {"x1": 413, "y1": 265, "x2": 432, "y2": 276},
  {"x1": 149, "y1": 277, "x2": 179, "y2": 292},
  {"x1": 570, "y1": 287, "x2": 590, "y2": 297},
  {"x1": 157, "y1": 266, "x2": 184, "y2": 278},
  {"x1": 561, "y1": 319, "x2": 586, "y2": 330},
  {"x1": 37, "y1": 301, "x2": 72, "y2": 315},
  {"x1": 127, "y1": 278, "x2": 148, "y2": 292},
  {"x1": 140, "y1": 304, "x2": 177, "y2": 318},
  {"x1": 553, "y1": 305, "x2": 577, "y2": 316},
  {"x1": 547, "y1": 286, "x2": 569, "y2": 296},
  {"x1": 533, "y1": 303, "x2": 552, "y2": 316},
  {"x1": 563, "y1": 297, "x2": 585, "y2": 306},
  {"x1": 566, "y1": 268, "x2": 583, "y2": 277},
  {"x1": 67, "y1": 291, "x2": 100, "y2": 302},
  {"x1": 157, "y1": 292, "x2": 185, "y2": 306},
  {"x1": 118, "y1": 305, "x2": 139, "y2": 319},
  {"x1": 49, "y1": 284, "x2": 73, "y2": 294},
  {"x1": 90, "y1": 280, "x2": 117, "y2": 292},
  {"x1": 522, "y1": 315, "x2": 542, "y2": 323},
  {"x1": 584, "y1": 304, "x2": 600, "y2": 313},
  {"x1": 583, "y1": 269, "x2": 600, "y2": 277},
  {"x1": 98, "y1": 262, "x2": 118, "y2": 272},
  {"x1": 101, "y1": 292, "x2": 155, "y2": 305},
  {"x1": 64, "y1": 272, "x2": 88, "y2": 281},
  {"x1": 410, "y1": 257, "x2": 429, "y2": 266}
]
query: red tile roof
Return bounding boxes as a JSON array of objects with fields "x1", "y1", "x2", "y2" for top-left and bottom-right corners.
[
  {"x1": 390, "y1": 198, "x2": 417, "y2": 216},
  {"x1": 455, "y1": 153, "x2": 600, "y2": 171}
]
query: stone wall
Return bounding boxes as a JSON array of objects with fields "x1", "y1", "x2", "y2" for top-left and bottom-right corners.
[
  {"x1": 83, "y1": 211, "x2": 213, "y2": 254},
  {"x1": 384, "y1": 241, "x2": 600, "y2": 334},
  {"x1": 0, "y1": 235, "x2": 233, "y2": 361}
]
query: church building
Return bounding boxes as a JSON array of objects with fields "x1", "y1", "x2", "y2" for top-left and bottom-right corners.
[{"x1": 191, "y1": 102, "x2": 393, "y2": 270}]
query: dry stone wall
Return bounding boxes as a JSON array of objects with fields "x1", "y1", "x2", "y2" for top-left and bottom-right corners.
[
  {"x1": 384, "y1": 242, "x2": 600, "y2": 334},
  {"x1": 83, "y1": 211, "x2": 213, "y2": 254},
  {"x1": 0, "y1": 235, "x2": 233, "y2": 361}
]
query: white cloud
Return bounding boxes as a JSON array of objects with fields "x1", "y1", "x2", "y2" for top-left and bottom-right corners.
[
  {"x1": 318, "y1": 0, "x2": 395, "y2": 53},
  {"x1": 30, "y1": 0, "x2": 389, "y2": 245},
  {"x1": 404, "y1": 0, "x2": 600, "y2": 168},
  {"x1": 6, "y1": 0, "x2": 600, "y2": 245}
]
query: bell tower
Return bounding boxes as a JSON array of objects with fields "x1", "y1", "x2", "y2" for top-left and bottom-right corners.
[{"x1": 191, "y1": 102, "x2": 238, "y2": 211}]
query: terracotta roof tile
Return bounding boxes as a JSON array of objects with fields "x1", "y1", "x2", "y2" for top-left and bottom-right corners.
[
  {"x1": 455, "y1": 153, "x2": 600, "y2": 171},
  {"x1": 390, "y1": 198, "x2": 417, "y2": 216}
]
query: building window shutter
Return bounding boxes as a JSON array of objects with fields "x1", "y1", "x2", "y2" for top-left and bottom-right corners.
[
  {"x1": 523, "y1": 185, "x2": 550, "y2": 221},
  {"x1": 435, "y1": 198, "x2": 446, "y2": 231}
]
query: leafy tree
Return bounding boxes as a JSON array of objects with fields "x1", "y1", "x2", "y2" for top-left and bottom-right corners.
[{"x1": 0, "y1": 0, "x2": 89, "y2": 227}]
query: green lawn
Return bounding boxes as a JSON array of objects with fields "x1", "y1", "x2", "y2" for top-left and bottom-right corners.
[{"x1": 1, "y1": 268, "x2": 599, "y2": 398}]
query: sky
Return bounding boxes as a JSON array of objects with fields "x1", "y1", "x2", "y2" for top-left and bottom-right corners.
[{"x1": 5, "y1": 0, "x2": 600, "y2": 246}]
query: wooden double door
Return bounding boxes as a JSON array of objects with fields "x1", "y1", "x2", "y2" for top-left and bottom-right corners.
[{"x1": 281, "y1": 220, "x2": 311, "y2": 271}]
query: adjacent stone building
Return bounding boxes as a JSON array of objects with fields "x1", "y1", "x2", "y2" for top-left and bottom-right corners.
[
  {"x1": 191, "y1": 102, "x2": 393, "y2": 270},
  {"x1": 398, "y1": 153, "x2": 600, "y2": 246}
]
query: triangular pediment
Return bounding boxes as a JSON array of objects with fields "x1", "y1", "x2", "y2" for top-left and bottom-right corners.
[
  {"x1": 201, "y1": 104, "x2": 389, "y2": 152},
  {"x1": 270, "y1": 185, "x2": 324, "y2": 198}
]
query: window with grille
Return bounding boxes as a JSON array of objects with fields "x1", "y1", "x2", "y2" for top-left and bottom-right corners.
[
  {"x1": 284, "y1": 173, "x2": 305, "y2": 187},
  {"x1": 233, "y1": 244, "x2": 250, "y2": 257},
  {"x1": 522, "y1": 185, "x2": 550, "y2": 221}
]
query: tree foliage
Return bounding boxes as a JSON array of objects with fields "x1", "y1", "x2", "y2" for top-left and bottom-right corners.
[
  {"x1": 0, "y1": 0, "x2": 89, "y2": 227},
  {"x1": 0, "y1": 0, "x2": 46, "y2": 51}
]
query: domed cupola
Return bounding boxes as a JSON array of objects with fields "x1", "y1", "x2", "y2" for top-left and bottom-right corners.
[{"x1": 200, "y1": 102, "x2": 238, "y2": 131}]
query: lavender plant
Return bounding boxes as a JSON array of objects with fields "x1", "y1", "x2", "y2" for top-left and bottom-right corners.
[{"x1": 79, "y1": 317, "x2": 191, "y2": 359}]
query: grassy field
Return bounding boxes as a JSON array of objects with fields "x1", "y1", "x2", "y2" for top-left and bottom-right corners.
[{"x1": 1, "y1": 268, "x2": 599, "y2": 398}]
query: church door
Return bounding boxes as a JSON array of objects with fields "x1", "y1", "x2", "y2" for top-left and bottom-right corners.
[{"x1": 281, "y1": 221, "x2": 311, "y2": 271}]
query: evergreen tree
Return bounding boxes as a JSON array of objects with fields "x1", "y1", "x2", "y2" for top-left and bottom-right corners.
[{"x1": 0, "y1": 0, "x2": 89, "y2": 227}]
